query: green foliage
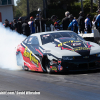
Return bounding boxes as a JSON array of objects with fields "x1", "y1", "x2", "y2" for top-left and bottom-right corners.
[
  {"x1": 83, "y1": 0, "x2": 97, "y2": 13},
  {"x1": 14, "y1": 0, "x2": 43, "y2": 18},
  {"x1": 48, "y1": 0, "x2": 78, "y2": 6},
  {"x1": 14, "y1": 6, "x2": 22, "y2": 18},
  {"x1": 30, "y1": 0, "x2": 98, "y2": 20},
  {"x1": 30, "y1": 11, "x2": 38, "y2": 18},
  {"x1": 14, "y1": 0, "x2": 98, "y2": 21},
  {"x1": 68, "y1": 0, "x2": 97, "y2": 19},
  {"x1": 47, "y1": 9, "x2": 65, "y2": 19},
  {"x1": 82, "y1": 0, "x2": 97, "y2": 19}
]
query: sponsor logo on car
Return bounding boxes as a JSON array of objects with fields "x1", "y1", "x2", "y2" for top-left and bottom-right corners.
[
  {"x1": 51, "y1": 66, "x2": 57, "y2": 71},
  {"x1": 71, "y1": 43, "x2": 81, "y2": 46},
  {"x1": 23, "y1": 47, "x2": 39, "y2": 67},
  {"x1": 58, "y1": 65, "x2": 63, "y2": 71},
  {"x1": 72, "y1": 47, "x2": 90, "y2": 51},
  {"x1": 58, "y1": 40, "x2": 80, "y2": 47}
]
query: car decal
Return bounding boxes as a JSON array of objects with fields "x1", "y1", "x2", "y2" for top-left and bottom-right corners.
[
  {"x1": 23, "y1": 46, "x2": 39, "y2": 67},
  {"x1": 86, "y1": 42, "x2": 93, "y2": 48},
  {"x1": 35, "y1": 48, "x2": 43, "y2": 57},
  {"x1": 71, "y1": 47, "x2": 90, "y2": 52},
  {"x1": 21, "y1": 43, "x2": 46, "y2": 72},
  {"x1": 71, "y1": 43, "x2": 81, "y2": 46},
  {"x1": 61, "y1": 47, "x2": 72, "y2": 50},
  {"x1": 54, "y1": 38, "x2": 92, "y2": 56}
]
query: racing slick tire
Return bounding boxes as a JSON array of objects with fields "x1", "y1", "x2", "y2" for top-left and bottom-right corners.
[
  {"x1": 46, "y1": 64, "x2": 52, "y2": 74},
  {"x1": 16, "y1": 52, "x2": 28, "y2": 71},
  {"x1": 45, "y1": 58, "x2": 52, "y2": 74}
]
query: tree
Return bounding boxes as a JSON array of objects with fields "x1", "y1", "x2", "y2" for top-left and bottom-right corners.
[{"x1": 14, "y1": 0, "x2": 43, "y2": 17}]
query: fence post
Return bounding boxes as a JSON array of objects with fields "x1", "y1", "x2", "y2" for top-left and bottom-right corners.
[{"x1": 51, "y1": 24, "x2": 54, "y2": 31}]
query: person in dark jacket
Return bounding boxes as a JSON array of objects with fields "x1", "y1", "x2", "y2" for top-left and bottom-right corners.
[
  {"x1": 78, "y1": 11, "x2": 85, "y2": 33},
  {"x1": 62, "y1": 11, "x2": 70, "y2": 30},
  {"x1": 85, "y1": 14, "x2": 92, "y2": 33},
  {"x1": 22, "y1": 18, "x2": 30, "y2": 36},
  {"x1": 9, "y1": 21, "x2": 14, "y2": 30},
  {"x1": 51, "y1": 15, "x2": 63, "y2": 30},
  {"x1": 13, "y1": 19, "x2": 18, "y2": 32},
  {"x1": 34, "y1": 14, "x2": 40, "y2": 32},
  {"x1": 95, "y1": 9, "x2": 100, "y2": 33},
  {"x1": 28, "y1": 16, "x2": 35, "y2": 34},
  {"x1": 68, "y1": 15, "x2": 78, "y2": 33},
  {"x1": 17, "y1": 17, "x2": 23, "y2": 34},
  {"x1": 4, "y1": 19, "x2": 10, "y2": 28}
]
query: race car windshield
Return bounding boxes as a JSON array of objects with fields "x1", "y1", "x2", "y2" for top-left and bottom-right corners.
[{"x1": 40, "y1": 32, "x2": 85, "y2": 45}]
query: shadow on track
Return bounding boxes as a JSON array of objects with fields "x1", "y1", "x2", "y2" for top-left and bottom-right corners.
[{"x1": 26, "y1": 69, "x2": 100, "y2": 76}]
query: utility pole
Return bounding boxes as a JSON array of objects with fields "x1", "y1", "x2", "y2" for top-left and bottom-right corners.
[
  {"x1": 43, "y1": 0, "x2": 47, "y2": 18},
  {"x1": 81, "y1": 0, "x2": 83, "y2": 11},
  {"x1": 27, "y1": 0, "x2": 29, "y2": 17},
  {"x1": 90, "y1": 0, "x2": 93, "y2": 13},
  {"x1": 98, "y1": 0, "x2": 100, "y2": 9}
]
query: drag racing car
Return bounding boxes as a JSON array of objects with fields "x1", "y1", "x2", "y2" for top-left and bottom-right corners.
[{"x1": 16, "y1": 31, "x2": 100, "y2": 73}]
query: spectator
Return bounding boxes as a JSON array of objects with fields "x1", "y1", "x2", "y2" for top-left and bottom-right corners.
[
  {"x1": 78, "y1": 11, "x2": 85, "y2": 33},
  {"x1": 62, "y1": 11, "x2": 70, "y2": 30},
  {"x1": 9, "y1": 21, "x2": 14, "y2": 30},
  {"x1": 51, "y1": 15, "x2": 63, "y2": 31},
  {"x1": 13, "y1": 19, "x2": 18, "y2": 32},
  {"x1": 92, "y1": 17, "x2": 96, "y2": 29},
  {"x1": 22, "y1": 18, "x2": 30, "y2": 36},
  {"x1": 34, "y1": 14, "x2": 41, "y2": 32},
  {"x1": 85, "y1": 14, "x2": 92, "y2": 33},
  {"x1": 95, "y1": 9, "x2": 100, "y2": 33},
  {"x1": 17, "y1": 17, "x2": 23, "y2": 34},
  {"x1": 68, "y1": 14, "x2": 78, "y2": 33},
  {"x1": 28, "y1": 16, "x2": 35, "y2": 34},
  {"x1": 4, "y1": 19, "x2": 10, "y2": 28},
  {"x1": 35, "y1": 14, "x2": 39, "y2": 20}
]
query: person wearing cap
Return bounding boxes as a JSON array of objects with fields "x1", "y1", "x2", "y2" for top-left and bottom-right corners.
[
  {"x1": 85, "y1": 14, "x2": 92, "y2": 33},
  {"x1": 95, "y1": 9, "x2": 100, "y2": 33},
  {"x1": 77, "y1": 11, "x2": 85, "y2": 33},
  {"x1": 17, "y1": 17, "x2": 23, "y2": 34},
  {"x1": 68, "y1": 14, "x2": 78, "y2": 33},
  {"x1": 28, "y1": 16, "x2": 35, "y2": 34},
  {"x1": 51, "y1": 15, "x2": 63, "y2": 31},
  {"x1": 62, "y1": 11, "x2": 70, "y2": 30}
]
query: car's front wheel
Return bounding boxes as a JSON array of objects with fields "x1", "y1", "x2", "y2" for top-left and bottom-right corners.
[
  {"x1": 46, "y1": 64, "x2": 52, "y2": 74},
  {"x1": 45, "y1": 59, "x2": 52, "y2": 74}
]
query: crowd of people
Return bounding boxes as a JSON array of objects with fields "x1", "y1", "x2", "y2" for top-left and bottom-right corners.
[
  {"x1": 3, "y1": 15, "x2": 36, "y2": 36},
  {"x1": 3, "y1": 9, "x2": 100, "y2": 37},
  {"x1": 51, "y1": 9, "x2": 100, "y2": 34}
]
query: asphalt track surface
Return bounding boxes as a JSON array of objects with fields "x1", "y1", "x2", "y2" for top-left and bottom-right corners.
[{"x1": 0, "y1": 68, "x2": 100, "y2": 100}]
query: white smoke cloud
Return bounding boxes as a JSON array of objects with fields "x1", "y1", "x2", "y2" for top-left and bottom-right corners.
[{"x1": 0, "y1": 23, "x2": 26, "y2": 70}]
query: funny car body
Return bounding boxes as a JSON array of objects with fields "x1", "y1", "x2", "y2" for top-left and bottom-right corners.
[{"x1": 16, "y1": 31, "x2": 100, "y2": 73}]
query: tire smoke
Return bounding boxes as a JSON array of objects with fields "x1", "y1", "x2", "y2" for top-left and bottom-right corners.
[{"x1": 0, "y1": 23, "x2": 26, "y2": 70}]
